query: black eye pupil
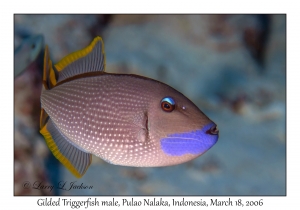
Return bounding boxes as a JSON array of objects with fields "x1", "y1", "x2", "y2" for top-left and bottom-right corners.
[
  {"x1": 161, "y1": 101, "x2": 174, "y2": 112},
  {"x1": 164, "y1": 103, "x2": 170, "y2": 109},
  {"x1": 161, "y1": 97, "x2": 175, "y2": 112}
]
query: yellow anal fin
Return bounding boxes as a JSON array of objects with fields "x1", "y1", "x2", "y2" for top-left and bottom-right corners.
[
  {"x1": 40, "y1": 118, "x2": 92, "y2": 178},
  {"x1": 54, "y1": 36, "x2": 106, "y2": 83}
]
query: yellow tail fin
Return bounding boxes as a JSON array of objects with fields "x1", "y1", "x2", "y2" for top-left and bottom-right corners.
[{"x1": 43, "y1": 45, "x2": 58, "y2": 89}]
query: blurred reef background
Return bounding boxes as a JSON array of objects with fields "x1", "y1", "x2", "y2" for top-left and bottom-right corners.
[{"x1": 14, "y1": 14, "x2": 286, "y2": 195}]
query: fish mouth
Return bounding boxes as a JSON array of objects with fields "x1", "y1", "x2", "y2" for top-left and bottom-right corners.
[
  {"x1": 160, "y1": 122, "x2": 219, "y2": 156},
  {"x1": 206, "y1": 123, "x2": 219, "y2": 135}
]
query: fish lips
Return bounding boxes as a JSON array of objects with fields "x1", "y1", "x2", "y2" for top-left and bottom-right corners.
[{"x1": 160, "y1": 122, "x2": 219, "y2": 156}]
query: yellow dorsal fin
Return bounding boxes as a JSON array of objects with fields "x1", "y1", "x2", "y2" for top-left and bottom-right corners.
[{"x1": 53, "y1": 36, "x2": 106, "y2": 83}]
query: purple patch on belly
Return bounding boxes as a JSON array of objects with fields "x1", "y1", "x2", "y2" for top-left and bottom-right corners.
[{"x1": 160, "y1": 123, "x2": 218, "y2": 156}]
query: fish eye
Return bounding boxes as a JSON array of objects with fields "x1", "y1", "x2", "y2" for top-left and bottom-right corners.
[
  {"x1": 161, "y1": 97, "x2": 175, "y2": 112},
  {"x1": 31, "y1": 44, "x2": 36, "y2": 49}
]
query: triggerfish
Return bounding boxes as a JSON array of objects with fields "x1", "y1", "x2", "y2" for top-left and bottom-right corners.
[{"x1": 40, "y1": 36, "x2": 219, "y2": 178}]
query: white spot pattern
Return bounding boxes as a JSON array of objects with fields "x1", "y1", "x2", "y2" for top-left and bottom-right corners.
[{"x1": 42, "y1": 75, "x2": 162, "y2": 166}]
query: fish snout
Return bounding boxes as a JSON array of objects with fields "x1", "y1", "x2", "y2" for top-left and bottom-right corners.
[{"x1": 206, "y1": 124, "x2": 219, "y2": 135}]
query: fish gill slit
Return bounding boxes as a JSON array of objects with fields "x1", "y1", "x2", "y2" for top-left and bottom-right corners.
[
  {"x1": 144, "y1": 111, "x2": 150, "y2": 142},
  {"x1": 144, "y1": 111, "x2": 149, "y2": 131}
]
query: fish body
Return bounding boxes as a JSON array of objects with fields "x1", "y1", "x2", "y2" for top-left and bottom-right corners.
[
  {"x1": 40, "y1": 37, "x2": 219, "y2": 178},
  {"x1": 14, "y1": 34, "x2": 44, "y2": 77}
]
